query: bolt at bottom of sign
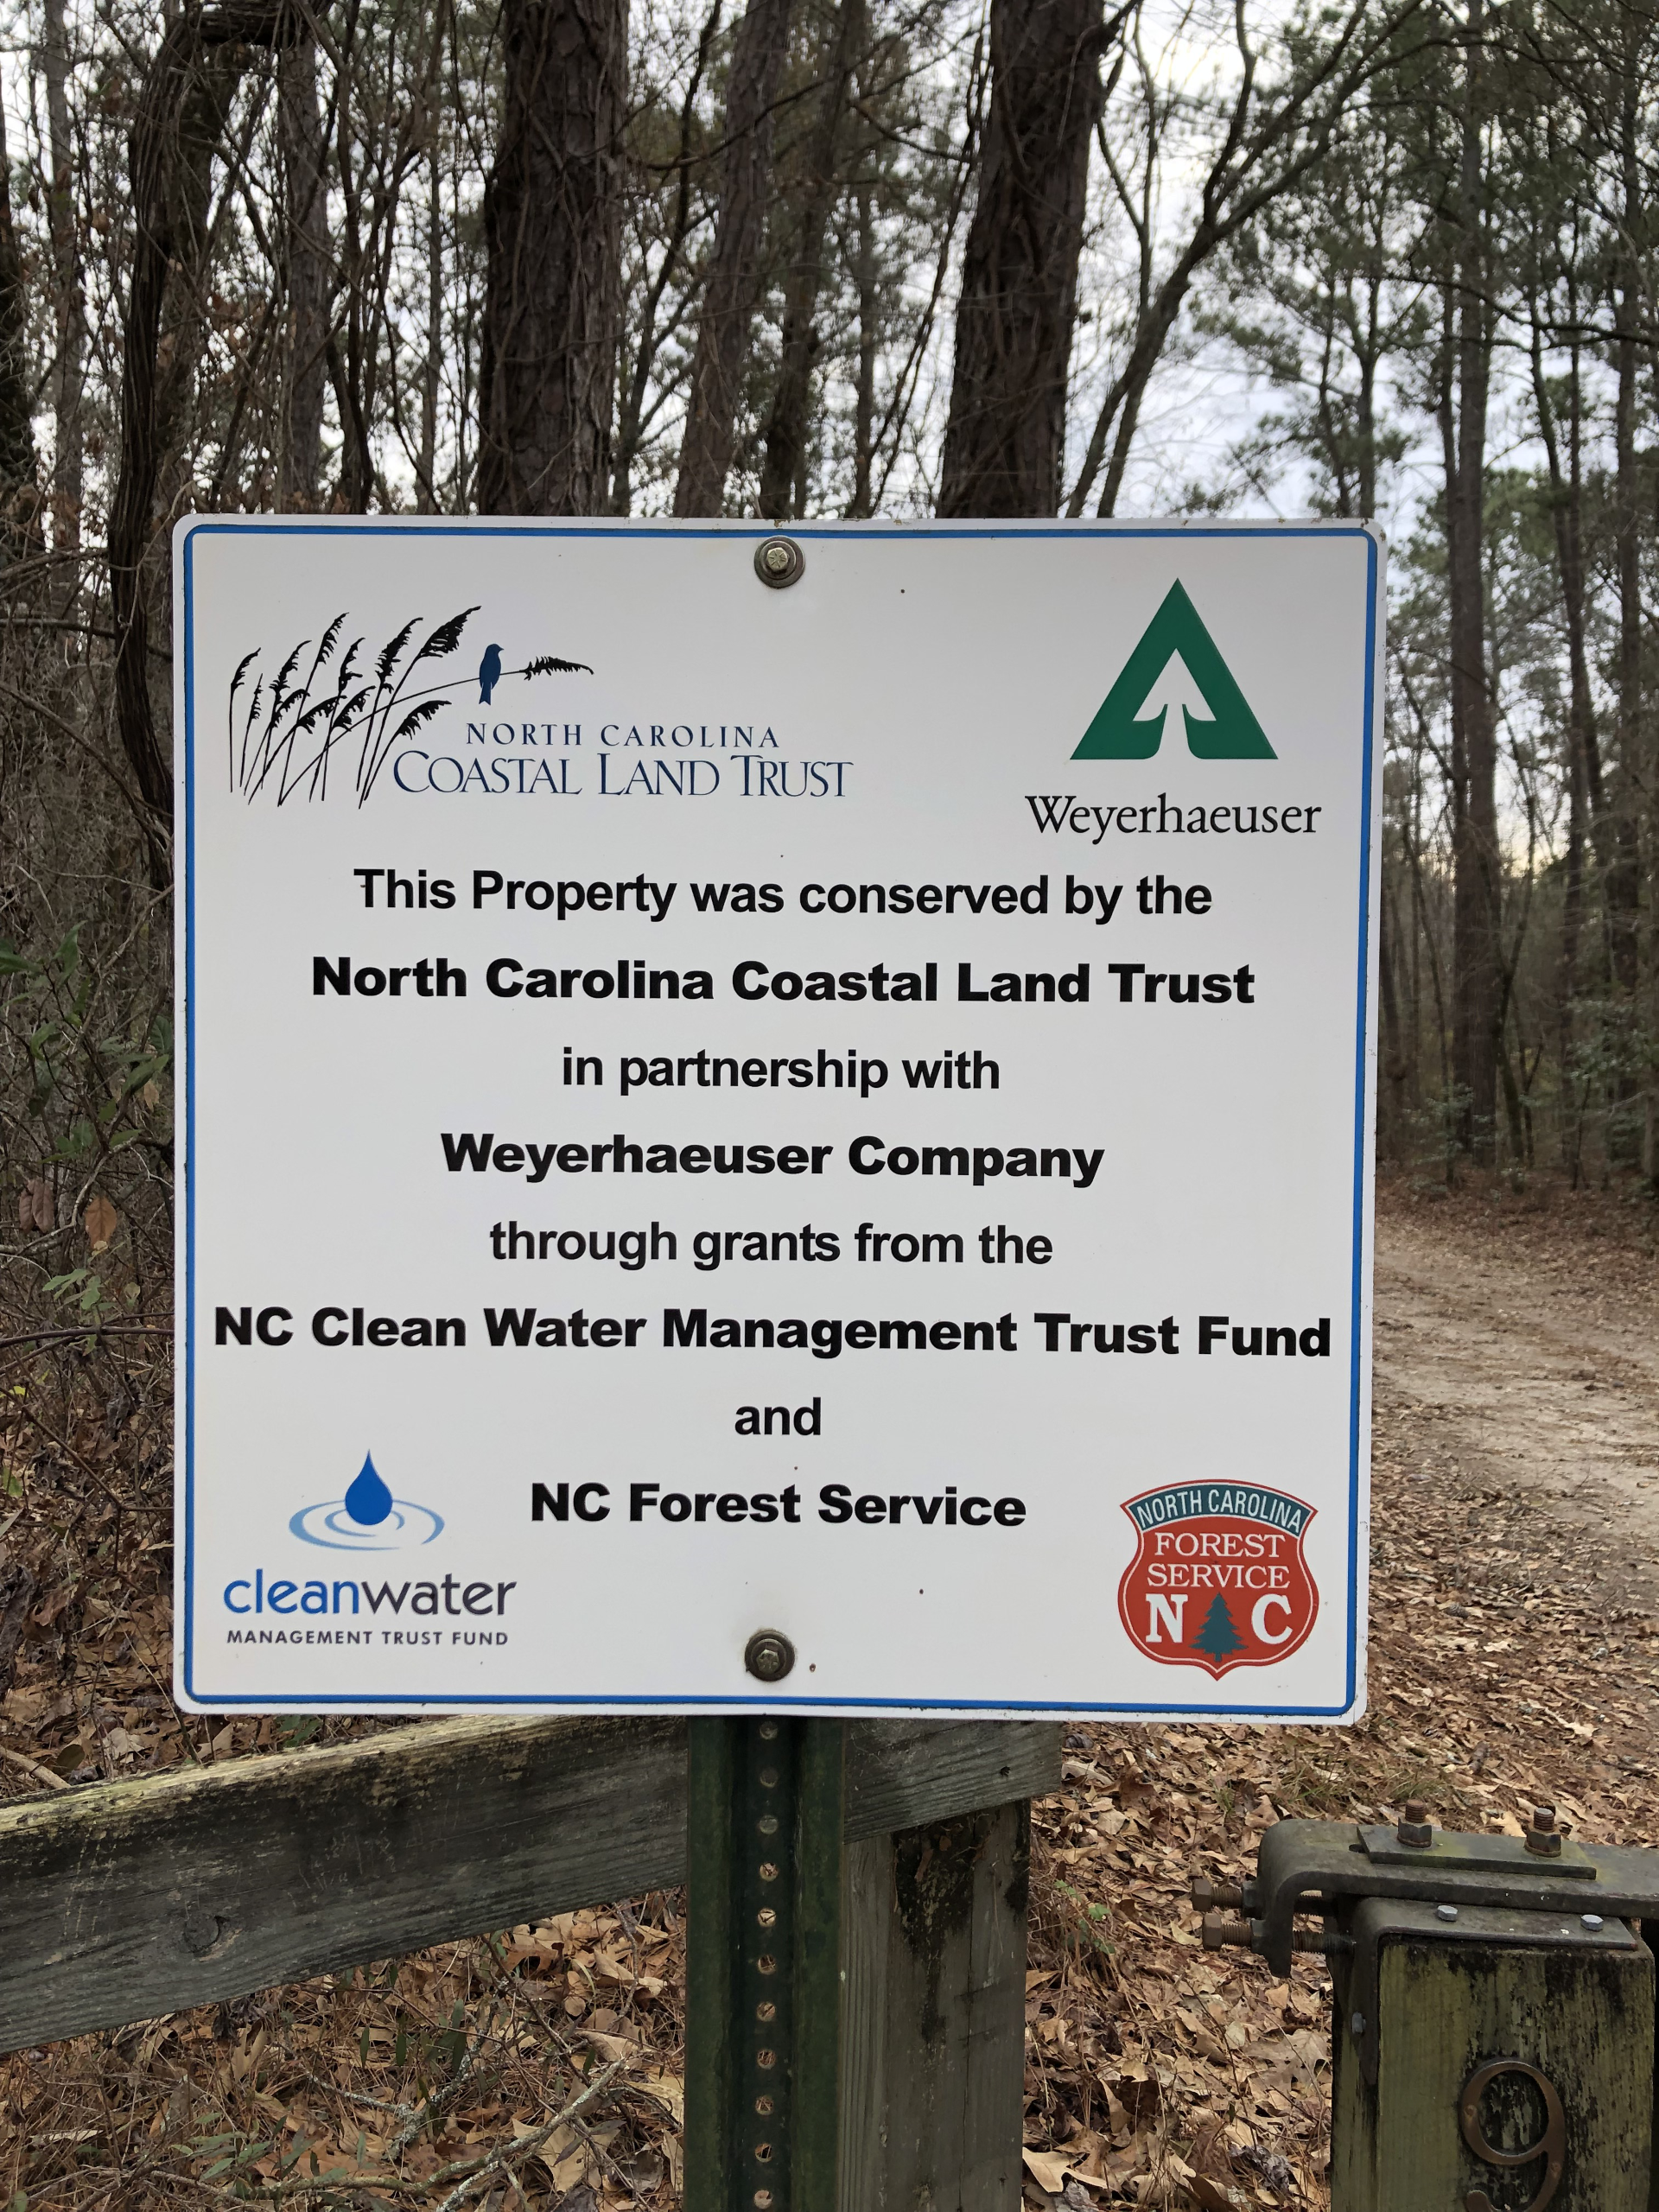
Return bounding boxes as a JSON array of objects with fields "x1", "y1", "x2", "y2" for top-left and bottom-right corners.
[{"x1": 745, "y1": 1630, "x2": 796, "y2": 1683}]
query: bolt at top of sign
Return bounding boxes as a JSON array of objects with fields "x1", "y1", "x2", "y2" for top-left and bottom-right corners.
[{"x1": 754, "y1": 537, "x2": 804, "y2": 588}]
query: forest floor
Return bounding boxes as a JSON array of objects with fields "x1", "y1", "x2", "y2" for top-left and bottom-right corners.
[{"x1": 4, "y1": 1172, "x2": 1659, "y2": 2210}]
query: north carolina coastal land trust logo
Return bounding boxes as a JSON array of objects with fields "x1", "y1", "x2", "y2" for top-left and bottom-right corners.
[
  {"x1": 1117, "y1": 1484, "x2": 1318, "y2": 1678},
  {"x1": 1074, "y1": 582, "x2": 1274, "y2": 761},
  {"x1": 228, "y1": 606, "x2": 593, "y2": 806},
  {"x1": 289, "y1": 1452, "x2": 445, "y2": 1551}
]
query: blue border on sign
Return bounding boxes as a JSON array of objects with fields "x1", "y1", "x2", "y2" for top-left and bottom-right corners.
[{"x1": 180, "y1": 519, "x2": 1379, "y2": 1718}]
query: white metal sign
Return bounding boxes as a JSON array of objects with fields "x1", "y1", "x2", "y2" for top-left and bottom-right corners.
[{"x1": 175, "y1": 518, "x2": 1381, "y2": 1720}]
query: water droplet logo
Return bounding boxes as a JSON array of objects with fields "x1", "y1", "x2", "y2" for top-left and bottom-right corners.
[
  {"x1": 289, "y1": 1453, "x2": 444, "y2": 1551},
  {"x1": 344, "y1": 1454, "x2": 393, "y2": 1524}
]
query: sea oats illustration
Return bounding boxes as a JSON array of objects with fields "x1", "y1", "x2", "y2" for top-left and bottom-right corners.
[{"x1": 227, "y1": 609, "x2": 594, "y2": 805}]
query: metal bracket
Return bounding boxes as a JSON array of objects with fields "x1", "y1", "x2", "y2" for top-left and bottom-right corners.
[
  {"x1": 1342, "y1": 1896, "x2": 1640, "y2": 2085},
  {"x1": 1352, "y1": 1824, "x2": 1598, "y2": 1878},
  {"x1": 1228, "y1": 1819, "x2": 1659, "y2": 1975}
]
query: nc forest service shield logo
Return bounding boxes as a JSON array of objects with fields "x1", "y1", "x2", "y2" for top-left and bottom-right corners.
[{"x1": 1117, "y1": 1484, "x2": 1318, "y2": 1678}]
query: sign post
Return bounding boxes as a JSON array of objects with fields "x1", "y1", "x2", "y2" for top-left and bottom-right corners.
[
  {"x1": 175, "y1": 513, "x2": 1382, "y2": 2196},
  {"x1": 685, "y1": 1716, "x2": 844, "y2": 2212}
]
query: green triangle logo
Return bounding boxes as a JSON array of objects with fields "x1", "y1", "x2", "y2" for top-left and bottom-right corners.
[{"x1": 1073, "y1": 581, "x2": 1274, "y2": 760}]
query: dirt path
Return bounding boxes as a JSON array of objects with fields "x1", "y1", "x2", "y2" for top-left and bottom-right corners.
[{"x1": 1376, "y1": 1192, "x2": 1659, "y2": 1599}]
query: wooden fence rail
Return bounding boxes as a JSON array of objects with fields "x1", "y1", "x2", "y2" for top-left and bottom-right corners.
[{"x1": 0, "y1": 1713, "x2": 1059, "y2": 2054}]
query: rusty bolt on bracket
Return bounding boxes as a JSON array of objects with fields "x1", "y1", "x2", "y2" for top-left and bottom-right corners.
[
  {"x1": 1195, "y1": 1858, "x2": 1358, "y2": 1961},
  {"x1": 1191, "y1": 1877, "x2": 1245, "y2": 1912},
  {"x1": 1395, "y1": 1799, "x2": 1433, "y2": 1849},
  {"x1": 1201, "y1": 1910, "x2": 1255, "y2": 1952},
  {"x1": 1525, "y1": 1802, "x2": 1567, "y2": 1857},
  {"x1": 1201, "y1": 1906, "x2": 1351, "y2": 1957}
]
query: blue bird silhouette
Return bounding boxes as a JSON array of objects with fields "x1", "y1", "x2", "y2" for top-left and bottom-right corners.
[{"x1": 478, "y1": 643, "x2": 504, "y2": 704}]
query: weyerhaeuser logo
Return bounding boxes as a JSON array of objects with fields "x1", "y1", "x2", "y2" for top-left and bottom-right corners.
[
  {"x1": 229, "y1": 605, "x2": 592, "y2": 806},
  {"x1": 289, "y1": 1452, "x2": 444, "y2": 1552},
  {"x1": 1074, "y1": 582, "x2": 1274, "y2": 761}
]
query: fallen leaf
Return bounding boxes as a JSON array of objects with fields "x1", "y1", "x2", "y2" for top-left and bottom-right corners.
[
  {"x1": 644, "y1": 2069, "x2": 684, "y2": 2124},
  {"x1": 1189, "y1": 2178, "x2": 1249, "y2": 2211},
  {"x1": 85, "y1": 1194, "x2": 117, "y2": 1252},
  {"x1": 582, "y1": 2030, "x2": 638, "y2": 2063},
  {"x1": 1023, "y1": 2146, "x2": 1079, "y2": 2194}
]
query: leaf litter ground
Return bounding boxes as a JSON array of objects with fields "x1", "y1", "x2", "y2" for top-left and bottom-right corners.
[{"x1": 3, "y1": 1175, "x2": 1659, "y2": 2209}]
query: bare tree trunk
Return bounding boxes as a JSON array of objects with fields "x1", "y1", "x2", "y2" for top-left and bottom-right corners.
[
  {"x1": 41, "y1": 0, "x2": 85, "y2": 553},
  {"x1": 111, "y1": 1, "x2": 300, "y2": 859},
  {"x1": 672, "y1": 0, "x2": 798, "y2": 516},
  {"x1": 1607, "y1": 96, "x2": 1643, "y2": 1007},
  {"x1": 1530, "y1": 305, "x2": 1599, "y2": 1156},
  {"x1": 610, "y1": 0, "x2": 725, "y2": 513},
  {"x1": 1378, "y1": 877, "x2": 1406, "y2": 1154},
  {"x1": 418, "y1": 111, "x2": 442, "y2": 512},
  {"x1": 1357, "y1": 274, "x2": 1382, "y2": 520},
  {"x1": 758, "y1": 0, "x2": 863, "y2": 519},
  {"x1": 850, "y1": 176, "x2": 877, "y2": 516},
  {"x1": 0, "y1": 94, "x2": 37, "y2": 554},
  {"x1": 278, "y1": 29, "x2": 330, "y2": 509},
  {"x1": 479, "y1": 0, "x2": 627, "y2": 515},
  {"x1": 938, "y1": 0, "x2": 1103, "y2": 517},
  {"x1": 1446, "y1": 0, "x2": 1498, "y2": 1163}
]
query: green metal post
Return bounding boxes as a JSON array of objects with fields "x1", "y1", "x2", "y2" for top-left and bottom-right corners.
[{"x1": 686, "y1": 1717, "x2": 845, "y2": 2212}]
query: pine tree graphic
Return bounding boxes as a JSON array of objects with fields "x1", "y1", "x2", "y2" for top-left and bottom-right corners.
[{"x1": 1190, "y1": 1595, "x2": 1245, "y2": 1662}]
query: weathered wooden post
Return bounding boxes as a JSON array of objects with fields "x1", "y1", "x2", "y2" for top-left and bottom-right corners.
[
  {"x1": 1198, "y1": 1803, "x2": 1659, "y2": 2209},
  {"x1": 837, "y1": 1798, "x2": 1029, "y2": 2211}
]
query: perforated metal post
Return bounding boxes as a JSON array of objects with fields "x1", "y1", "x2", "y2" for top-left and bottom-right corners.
[{"x1": 685, "y1": 1718, "x2": 844, "y2": 2212}]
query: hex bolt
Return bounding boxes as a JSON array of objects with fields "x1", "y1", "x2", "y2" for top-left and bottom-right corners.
[
  {"x1": 1191, "y1": 1877, "x2": 1244, "y2": 1911},
  {"x1": 753, "y1": 537, "x2": 805, "y2": 588},
  {"x1": 1351, "y1": 2012, "x2": 1366, "y2": 2040},
  {"x1": 1525, "y1": 1802, "x2": 1564, "y2": 1858},
  {"x1": 1395, "y1": 1799, "x2": 1433, "y2": 1848},
  {"x1": 744, "y1": 1630, "x2": 796, "y2": 1683},
  {"x1": 1200, "y1": 1911, "x2": 1255, "y2": 1952},
  {"x1": 1582, "y1": 1913, "x2": 1605, "y2": 1930},
  {"x1": 1437, "y1": 1904, "x2": 1459, "y2": 1923},
  {"x1": 1293, "y1": 1929, "x2": 1354, "y2": 1955}
]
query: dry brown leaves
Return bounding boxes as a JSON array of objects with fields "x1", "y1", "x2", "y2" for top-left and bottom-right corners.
[{"x1": 0, "y1": 1909, "x2": 688, "y2": 2210}]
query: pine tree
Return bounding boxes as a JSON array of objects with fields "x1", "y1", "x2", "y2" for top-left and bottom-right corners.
[{"x1": 1191, "y1": 1596, "x2": 1245, "y2": 1662}]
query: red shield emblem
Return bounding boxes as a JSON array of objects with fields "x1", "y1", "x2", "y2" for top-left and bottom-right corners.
[{"x1": 1117, "y1": 1484, "x2": 1319, "y2": 1677}]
